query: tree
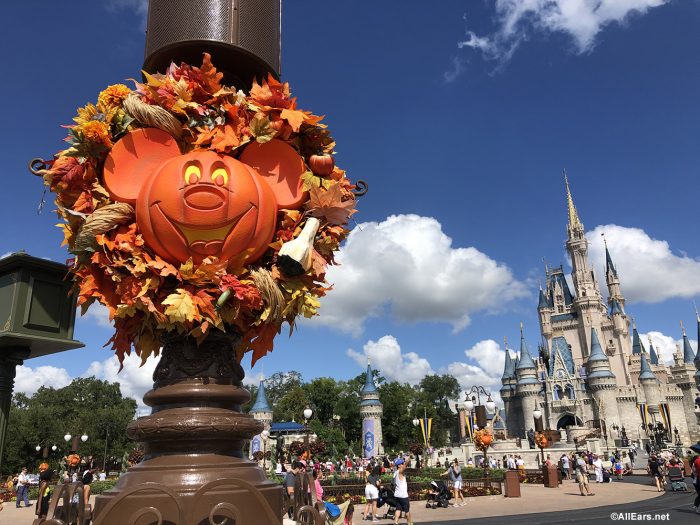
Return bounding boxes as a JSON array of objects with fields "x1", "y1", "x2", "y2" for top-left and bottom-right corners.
[
  {"x1": 3, "y1": 377, "x2": 137, "y2": 475},
  {"x1": 273, "y1": 386, "x2": 310, "y2": 422},
  {"x1": 416, "y1": 374, "x2": 460, "y2": 447},
  {"x1": 378, "y1": 381, "x2": 417, "y2": 450},
  {"x1": 303, "y1": 377, "x2": 341, "y2": 426}
]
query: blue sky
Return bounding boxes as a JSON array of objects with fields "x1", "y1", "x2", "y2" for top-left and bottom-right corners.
[{"x1": 2, "y1": 0, "x2": 699, "y2": 407}]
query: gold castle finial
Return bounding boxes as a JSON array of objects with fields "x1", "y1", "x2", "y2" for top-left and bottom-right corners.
[
  {"x1": 520, "y1": 321, "x2": 524, "y2": 339},
  {"x1": 564, "y1": 170, "x2": 583, "y2": 232},
  {"x1": 680, "y1": 319, "x2": 686, "y2": 336},
  {"x1": 694, "y1": 301, "x2": 699, "y2": 322},
  {"x1": 504, "y1": 335, "x2": 508, "y2": 349}
]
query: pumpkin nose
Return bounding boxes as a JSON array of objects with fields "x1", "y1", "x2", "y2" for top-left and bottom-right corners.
[{"x1": 184, "y1": 186, "x2": 226, "y2": 211}]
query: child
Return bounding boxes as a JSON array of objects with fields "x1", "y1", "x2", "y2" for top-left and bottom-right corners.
[{"x1": 344, "y1": 502, "x2": 356, "y2": 525}]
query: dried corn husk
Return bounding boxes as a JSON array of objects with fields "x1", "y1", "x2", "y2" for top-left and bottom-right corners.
[
  {"x1": 73, "y1": 203, "x2": 135, "y2": 252},
  {"x1": 123, "y1": 92, "x2": 182, "y2": 139},
  {"x1": 251, "y1": 268, "x2": 285, "y2": 325}
]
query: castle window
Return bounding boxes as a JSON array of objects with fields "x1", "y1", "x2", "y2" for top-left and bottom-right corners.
[
  {"x1": 565, "y1": 384, "x2": 575, "y2": 399},
  {"x1": 553, "y1": 385, "x2": 563, "y2": 400},
  {"x1": 557, "y1": 306, "x2": 564, "y2": 313}
]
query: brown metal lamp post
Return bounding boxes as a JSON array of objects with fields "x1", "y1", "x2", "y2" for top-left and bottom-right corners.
[
  {"x1": 533, "y1": 409, "x2": 545, "y2": 465},
  {"x1": 88, "y1": 2, "x2": 287, "y2": 523}
]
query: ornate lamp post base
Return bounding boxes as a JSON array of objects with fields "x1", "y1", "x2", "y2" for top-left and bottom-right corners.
[{"x1": 91, "y1": 330, "x2": 283, "y2": 525}]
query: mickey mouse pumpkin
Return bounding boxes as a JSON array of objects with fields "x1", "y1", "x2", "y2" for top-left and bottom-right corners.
[{"x1": 103, "y1": 128, "x2": 306, "y2": 265}]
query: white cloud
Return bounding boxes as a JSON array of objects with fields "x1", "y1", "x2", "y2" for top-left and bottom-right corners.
[
  {"x1": 347, "y1": 335, "x2": 506, "y2": 407},
  {"x1": 15, "y1": 365, "x2": 72, "y2": 396},
  {"x1": 314, "y1": 215, "x2": 528, "y2": 336},
  {"x1": 84, "y1": 353, "x2": 158, "y2": 410},
  {"x1": 642, "y1": 330, "x2": 697, "y2": 366},
  {"x1": 443, "y1": 339, "x2": 506, "y2": 405},
  {"x1": 587, "y1": 224, "x2": 700, "y2": 303},
  {"x1": 453, "y1": 0, "x2": 668, "y2": 77},
  {"x1": 347, "y1": 335, "x2": 434, "y2": 386},
  {"x1": 81, "y1": 303, "x2": 113, "y2": 328}
]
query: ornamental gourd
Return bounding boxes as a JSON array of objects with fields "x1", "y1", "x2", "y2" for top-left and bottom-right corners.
[{"x1": 103, "y1": 128, "x2": 306, "y2": 265}]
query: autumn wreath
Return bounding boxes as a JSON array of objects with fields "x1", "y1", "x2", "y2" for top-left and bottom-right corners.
[{"x1": 35, "y1": 54, "x2": 357, "y2": 366}]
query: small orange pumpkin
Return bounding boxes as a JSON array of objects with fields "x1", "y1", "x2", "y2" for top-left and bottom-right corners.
[{"x1": 308, "y1": 154, "x2": 335, "y2": 176}]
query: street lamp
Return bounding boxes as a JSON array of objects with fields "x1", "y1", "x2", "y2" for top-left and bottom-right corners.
[
  {"x1": 533, "y1": 409, "x2": 546, "y2": 465},
  {"x1": 303, "y1": 406, "x2": 313, "y2": 456},
  {"x1": 64, "y1": 432, "x2": 89, "y2": 452},
  {"x1": 261, "y1": 429, "x2": 270, "y2": 471}
]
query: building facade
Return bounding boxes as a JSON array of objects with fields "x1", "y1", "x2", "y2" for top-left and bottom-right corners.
[
  {"x1": 360, "y1": 360, "x2": 384, "y2": 458},
  {"x1": 502, "y1": 178, "x2": 700, "y2": 447}
]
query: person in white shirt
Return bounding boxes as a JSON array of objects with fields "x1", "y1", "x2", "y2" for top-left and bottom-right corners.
[
  {"x1": 16, "y1": 467, "x2": 30, "y2": 508},
  {"x1": 392, "y1": 458, "x2": 413, "y2": 525},
  {"x1": 560, "y1": 454, "x2": 570, "y2": 479},
  {"x1": 506, "y1": 455, "x2": 516, "y2": 470},
  {"x1": 592, "y1": 455, "x2": 604, "y2": 483}
]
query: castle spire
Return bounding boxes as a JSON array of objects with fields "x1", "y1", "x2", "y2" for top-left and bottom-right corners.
[
  {"x1": 250, "y1": 378, "x2": 272, "y2": 413},
  {"x1": 362, "y1": 360, "x2": 378, "y2": 394},
  {"x1": 516, "y1": 323, "x2": 537, "y2": 372},
  {"x1": 632, "y1": 325, "x2": 645, "y2": 355},
  {"x1": 681, "y1": 320, "x2": 695, "y2": 364},
  {"x1": 603, "y1": 235, "x2": 617, "y2": 279},
  {"x1": 564, "y1": 171, "x2": 583, "y2": 234},
  {"x1": 695, "y1": 305, "x2": 700, "y2": 366},
  {"x1": 639, "y1": 351, "x2": 656, "y2": 381},
  {"x1": 647, "y1": 335, "x2": 659, "y2": 365}
]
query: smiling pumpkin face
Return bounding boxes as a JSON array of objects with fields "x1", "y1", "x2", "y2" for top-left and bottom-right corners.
[
  {"x1": 137, "y1": 150, "x2": 277, "y2": 264},
  {"x1": 103, "y1": 128, "x2": 306, "y2": 265}
]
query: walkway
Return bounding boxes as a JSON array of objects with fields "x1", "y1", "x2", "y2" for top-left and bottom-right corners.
[{"x1": 1, "y1": 476, "x2": 672, "y2": 524}]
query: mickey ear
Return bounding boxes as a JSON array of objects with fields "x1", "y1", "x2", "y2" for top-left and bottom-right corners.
[
  {"x1": 103, "y1": 128, "x2": 181, "y2": 204},
  {"x1": 239, "y1": 139, "x2": 307, "y2": 209}
]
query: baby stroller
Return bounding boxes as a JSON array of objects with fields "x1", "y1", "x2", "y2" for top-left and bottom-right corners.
[
  {"x1": 378, "y1": 484, "x2": 397, "y2": 520},
  {"x1": 425, "y1": 481, "x2": 452, "y2": 509},
  {"x1": 667, "y1": 466, "x2": 688, "y2": 492}
]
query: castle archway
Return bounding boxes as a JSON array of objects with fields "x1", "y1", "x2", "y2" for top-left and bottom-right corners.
[{"x1": 557, "y1": 413, "x2": 583, "y2": 429}]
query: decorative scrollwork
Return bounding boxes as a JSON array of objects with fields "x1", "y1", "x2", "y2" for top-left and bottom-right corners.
[
  {"x1": 351, "y1": 179, "x2": 368, "y2": 197},
  {"x1": 92, "y1": 482, "x2": 184, "y2": 525},
  {"x1": 188, "y1": 478, "x2": 280, "y2": 524},
  {"x1": 208, "y1": 502, "x2": 240, "y2": 525}
]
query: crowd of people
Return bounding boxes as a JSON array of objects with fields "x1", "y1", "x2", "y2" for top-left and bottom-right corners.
[
  {"x1": 282, "y1": 455, "x2": 416, "y2": 525},
  {"x1": 0, "y1": 464, "x2": 104, "y2": 515}
]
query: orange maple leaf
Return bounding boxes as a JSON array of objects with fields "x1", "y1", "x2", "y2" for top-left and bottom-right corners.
[
  {"x1": 199, "y1": 53, "x2": 223, "y2": 94},
  {"x1": 307, "y1": 184, "x2": 356, "y2": 225}
]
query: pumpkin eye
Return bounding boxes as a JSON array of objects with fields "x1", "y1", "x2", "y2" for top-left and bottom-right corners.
[
  {"x1": 212, "y1": 168, "x2": 229, "y2": 187},
  {"x1": 184, "y1": 165, "x2": 201, "y2": 185}
]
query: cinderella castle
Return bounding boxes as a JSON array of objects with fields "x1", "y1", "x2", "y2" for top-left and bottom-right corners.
[{"x1": 501, "y1": 178, "x2": 700, "y2": 448}]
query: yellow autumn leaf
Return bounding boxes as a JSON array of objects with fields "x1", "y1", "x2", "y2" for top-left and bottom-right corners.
[{"x1": 162, "y1": 288, "x2": 198, "y2": 323}]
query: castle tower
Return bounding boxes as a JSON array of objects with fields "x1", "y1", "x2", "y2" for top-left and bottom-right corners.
[
  {"x1": 360, "y1": 360, "x2": 383, "y2": 458},
  {"x1": 586, "y1": 327, "x2": 621, "y2": 428},
  {"x1": 500, "y1": 339, "x2": 519, "y2": 438},
  {"x1": 670, "y1": 321, "x2": 700, "y2": 442},
  {"x1": 515, "y1": 326, "x2": 541, "y2": 437},
  {"x1": 565, "y1": 175, "x2": 604, "y2": 312},
  {"x1": 605, "y1": 239, "x2": 625, "y2": 311},
  {"x1": 639, "y1": 352, "x2": 662, "y2": 422},
  {"x1": 249, "y1": 379, "x2": 273, "y2": 459}
]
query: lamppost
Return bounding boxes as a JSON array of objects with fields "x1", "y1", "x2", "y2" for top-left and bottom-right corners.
[
  {"x1": 64, "y1": 432, "x2": 89, "y2": 453},
  {"x1": 465, "y1": 387, "x2": 496, "y2": 479},
  {"x1": 412, "y1": 409, "x2": 429, "y2": 468},
  {"x1": 533, "y1": 408, "x2": 546, "y2": 465},
  {"x1": 35, "y1": 443, "x2": 58, "y2": 460},
  {"x1": 303, "y1": 406, "x2": 313, "y2": 456},
  {"x1": 464, "y1": 386, "x2": 496, "y2": 432},
  {"x1": 261, "y1": 429, "x2": 270, "y2": 471}
]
